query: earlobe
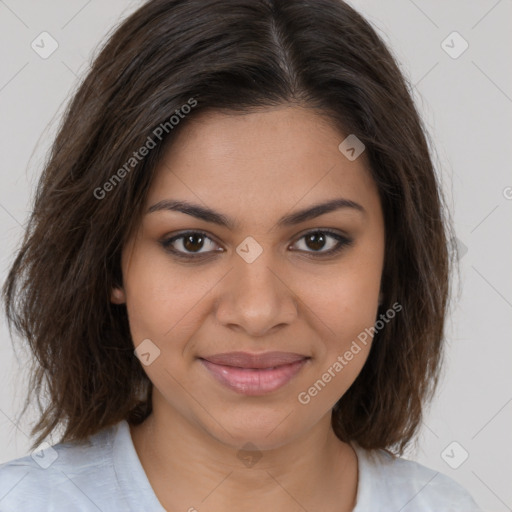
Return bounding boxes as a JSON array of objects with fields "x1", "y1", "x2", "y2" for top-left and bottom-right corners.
[{"x1": 110, "y1": 287, "x2": 126, "y2": 304}]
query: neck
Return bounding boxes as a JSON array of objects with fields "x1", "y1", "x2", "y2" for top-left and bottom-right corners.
[{"x1": 130, "y1": 394, "x2": 359, "y2": 512}]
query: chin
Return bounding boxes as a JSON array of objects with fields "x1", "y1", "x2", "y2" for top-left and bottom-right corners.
[{"x1": 203, "y1": 407, "x2": 310, "y2": 450}]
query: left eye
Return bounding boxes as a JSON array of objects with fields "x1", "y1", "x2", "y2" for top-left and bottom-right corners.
[
  {"x1": 161, "y1": 230, "x2": 352, "y2": 258},
  {"x1": 291, "y1": 230, "x2": 350, "y2": 254}
]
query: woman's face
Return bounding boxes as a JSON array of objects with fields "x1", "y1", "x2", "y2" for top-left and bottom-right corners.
[{"x1": 114, "y1": 106, "x2": 385, "y2": 449}]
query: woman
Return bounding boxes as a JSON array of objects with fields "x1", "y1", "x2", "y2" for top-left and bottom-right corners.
[{"x1": 0, "y1": 0, "x2": 482, "y2": 510}]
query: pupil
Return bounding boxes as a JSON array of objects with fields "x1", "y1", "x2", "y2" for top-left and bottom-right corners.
[
  {"x1": 307, "y1": 232, "x2": 325, "y2": 251},
  {"x1": 184, "y1": 234, "x2": 203, "y2": 252}
]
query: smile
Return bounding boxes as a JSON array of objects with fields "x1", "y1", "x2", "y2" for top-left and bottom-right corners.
[{"x1": 199, "y1": 353, "x2": 310, "y2": 396}]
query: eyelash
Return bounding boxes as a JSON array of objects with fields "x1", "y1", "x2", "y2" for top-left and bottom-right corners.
[{"x1": 160, "y1": 230, "x2": 353, "y2": 260}]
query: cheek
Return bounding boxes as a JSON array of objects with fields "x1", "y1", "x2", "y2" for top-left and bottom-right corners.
[
  {"x1": 301, "y1": 259, "x2": 382, "y2": 340},
  {"x1": 294, "y1": 248, "x2": 382, "y2": 393},
  {"x1": 121, "y1": 248, "x2": 208, "y2": 343},
  {"x1": 294, "y1": 276, "x2": 377, "y2": 411}
]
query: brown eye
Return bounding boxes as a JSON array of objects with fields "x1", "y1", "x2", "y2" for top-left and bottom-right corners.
[
  {"x1": 161, "y1": 231, "x2": 221, "y2": 257},
  {"x1": 305, "y1": 232, "x2": 328, "y2": 251},
  {"x1": 291, "y1": 230, "x2": 353, "y2": 256},
  {"x1": 182, "y1": 233, "x2": 205, "y2": 252},
  {"x1": 161, "y1": 229, "x2": 353, "y2": 261}
]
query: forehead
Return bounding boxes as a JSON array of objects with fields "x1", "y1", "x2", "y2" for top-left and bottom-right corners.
[{"x1": 147, "y1": 106, "x2": 380, "y2": 225}]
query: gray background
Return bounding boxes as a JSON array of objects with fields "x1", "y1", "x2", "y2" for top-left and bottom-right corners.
[{"x1": 0, "y1": 1, "x2": 511, "y2": 510}]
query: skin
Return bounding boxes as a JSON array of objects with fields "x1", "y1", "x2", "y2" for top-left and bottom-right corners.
[{"x1": 111, "y1": 105, "x2": 385, "y2": 512}]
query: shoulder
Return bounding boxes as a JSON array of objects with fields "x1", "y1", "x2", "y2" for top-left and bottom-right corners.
[
  {"x1": 0, "y1": 422, "x2": 120, "y2": 511},
  {"x1": 352, "y1": 443, "x2": 483, "y2": 512}
]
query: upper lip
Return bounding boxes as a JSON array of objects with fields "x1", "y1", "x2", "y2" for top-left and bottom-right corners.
[{"x1": 200, "y1": 351, "x2": 309, "y2": 369}]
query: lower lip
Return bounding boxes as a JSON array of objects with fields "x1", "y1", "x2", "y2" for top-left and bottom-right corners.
[{"x1": 199, "y1": 358, "x2": 309, "y2": 396}]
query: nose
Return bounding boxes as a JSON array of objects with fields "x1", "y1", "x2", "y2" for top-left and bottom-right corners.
[{"x1": 214, "y1": 247, "x2": 299, "y2": 337}]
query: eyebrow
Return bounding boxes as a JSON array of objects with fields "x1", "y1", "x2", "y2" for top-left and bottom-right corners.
[{"x1": 146, "y1": 197, "x2": 365, "y2": 230}]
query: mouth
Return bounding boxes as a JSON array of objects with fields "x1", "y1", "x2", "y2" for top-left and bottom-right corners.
[{"x1": 198, "y1": 351, "x2": 310, "y2": 396}]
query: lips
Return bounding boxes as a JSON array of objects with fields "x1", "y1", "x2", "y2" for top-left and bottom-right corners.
[
  {"x1": 201, "y1": 351, "x2": 308, "y2": 369},
  {"x1": 199, "y1": 351, "x2": 310, "y2": 395}
]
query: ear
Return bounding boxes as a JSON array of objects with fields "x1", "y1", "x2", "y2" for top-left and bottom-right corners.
[{"x1": 111, "y1": 286, "x2": 126, "y2": 304}]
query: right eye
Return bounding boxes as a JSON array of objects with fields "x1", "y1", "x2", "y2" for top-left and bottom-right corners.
[{"x1": 160, "y1": 231, "x2": 224, "y2": 259}]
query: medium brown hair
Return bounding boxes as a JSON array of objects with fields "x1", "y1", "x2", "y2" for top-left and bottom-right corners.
[{"x1": 2, "y1": 0, "x2": 455, "y2": 454}]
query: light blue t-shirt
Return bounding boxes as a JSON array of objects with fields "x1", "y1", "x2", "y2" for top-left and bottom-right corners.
[{"x1": 0, "y1": 420, "x2": 482, "y2": 511}]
